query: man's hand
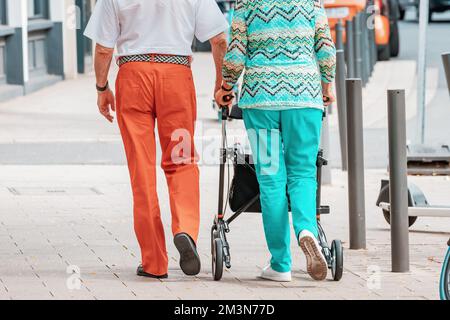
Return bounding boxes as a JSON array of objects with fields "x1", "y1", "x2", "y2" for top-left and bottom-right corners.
[
  {"x1": 94, "y1": 44, "x2": 115, "y2": 122},
  {"x1": 97, "y1": 88, "x2": 116, "y2": 123},
  {"x1": 322, "y1": 82, "x2": 336, "y2": 107}
]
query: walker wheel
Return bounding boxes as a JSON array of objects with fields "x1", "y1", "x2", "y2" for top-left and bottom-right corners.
[
  {"x1": 331, "y1": 240, "x2": 344, "y2": 281},
  {"x1": 212, "y1": 238, "x2": 224, "y2": 281},
  {"x1": 211, "y1": 227, "x2": 218, "y2": 254}
]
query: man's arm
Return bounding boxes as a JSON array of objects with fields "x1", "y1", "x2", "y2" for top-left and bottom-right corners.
[
  {"x1": 94, "y1": 44, "x2": 116, "y2": 122},
  {"x1": 210, "y1": 32, "x2": 228, "y2": 94}
]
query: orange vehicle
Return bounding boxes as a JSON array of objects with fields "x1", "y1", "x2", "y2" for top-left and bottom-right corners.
[{"x1": 324, "y1": 0, "x2": 400, "y2": 60}]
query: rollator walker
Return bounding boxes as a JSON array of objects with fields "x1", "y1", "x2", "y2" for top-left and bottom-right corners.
[{"x1": 211, "y1": 103, "x2": 344, "y2": 281}]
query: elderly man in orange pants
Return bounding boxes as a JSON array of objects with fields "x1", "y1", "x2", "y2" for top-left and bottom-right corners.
[{"x1": 84, "y1": 0, "x2": 228, "y2": 278}]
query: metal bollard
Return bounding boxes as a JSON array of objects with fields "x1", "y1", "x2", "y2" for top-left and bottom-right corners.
[
  {"x1": 346, "y1": 79, "x2": 367, "y2": 250},
  {"x1": 372, "y1": 29, "x2": 378, "y2": 63},
  {"x1": 353, "y1": 14, "x2": 362, "y2": 80},
  {"x1": 367, "y1": 26, "x2": 373, "y2": 75},
  {"x1": 362, "y1": 12, "x2": 371, "y2": 84},
  {"x1": 387, "y1": 89, "x2": 410, "y2": 273},
  {"x1": 336, "y1": 20, "x2": 344, "y2": 51},
  {"x1": 336, "y1": 49, "x2": 348, "y2": 171},
  {"x1": 368, "y1": 27, "x2": 376, "y2": 75},
  {"x1": 360, "y1": 13, "x2": 368, "y2": 86},
  {"x1": 331, "y1": 21, "x2": 344, "y2": 115},
  {"x1": 345, "y1": 20, "x2": 355, "y2": 78},
  {"x1": 443, "y1": 53, "x2": 450, "y2": 95}
]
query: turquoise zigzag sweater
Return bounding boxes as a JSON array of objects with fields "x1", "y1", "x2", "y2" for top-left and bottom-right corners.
[{"x1": 222, "y1": 0, "x2": 336, "y2": 110}]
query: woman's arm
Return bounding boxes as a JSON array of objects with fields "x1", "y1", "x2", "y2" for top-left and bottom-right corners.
[
  {"x1": 222, "y1": 0, "x2": 248, "y2": 89},
  {"x1": 314, "y1": 0, "x2": 336, "y2": 84},
  {"x1": 314, "y1": 0, "x2": 336, "y2": 106}
]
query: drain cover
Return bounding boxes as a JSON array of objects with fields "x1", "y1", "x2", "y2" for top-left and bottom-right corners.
[{"x1": 8, "y1": 187, "x2": 103, "y2": 196}]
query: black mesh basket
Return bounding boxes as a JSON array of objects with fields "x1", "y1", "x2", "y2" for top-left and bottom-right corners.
[
  {"x1": 229, "y1": 150, "x2": 262, "y2": 213},
  {"x1": 229, "y1": 147, "x2": 292, "y2": 214}
]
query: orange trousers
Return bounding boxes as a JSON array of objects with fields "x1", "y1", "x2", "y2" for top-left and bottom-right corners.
[{"x1": 116, "y1": 62, "x2": 200, "y2": 276}]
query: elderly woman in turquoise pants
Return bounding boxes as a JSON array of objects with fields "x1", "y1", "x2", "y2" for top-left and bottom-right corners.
[{"x1": 216, "y1": 0, "x2": 336, "y2": 282}]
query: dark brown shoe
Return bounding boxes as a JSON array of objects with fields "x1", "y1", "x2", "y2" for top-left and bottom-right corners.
[{"x1": 136, "y1": 265, "x2": 168, "y2": 279}]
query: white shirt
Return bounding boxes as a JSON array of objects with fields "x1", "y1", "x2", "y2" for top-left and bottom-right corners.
[{"x1": 84, "y1": 0, "x2": 229, "y2": 57}]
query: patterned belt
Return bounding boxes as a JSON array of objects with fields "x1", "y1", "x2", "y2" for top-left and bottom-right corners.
[{"x1": 118, "y1": 54, "x2": 191, "y2": 68}]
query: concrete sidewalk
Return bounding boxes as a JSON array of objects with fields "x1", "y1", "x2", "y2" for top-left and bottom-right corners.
[{"x1": 0, "y1": 165, "x2": 448, "y2": 300}]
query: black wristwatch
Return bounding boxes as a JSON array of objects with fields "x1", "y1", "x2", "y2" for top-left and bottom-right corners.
[{"x1": 96, "y1": 81, "x2": 109, "y2": 92}]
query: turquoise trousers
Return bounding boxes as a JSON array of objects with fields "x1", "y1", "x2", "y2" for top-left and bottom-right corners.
[{"x1": 242, "y1": 108, "x2": 323, "y2": 273}]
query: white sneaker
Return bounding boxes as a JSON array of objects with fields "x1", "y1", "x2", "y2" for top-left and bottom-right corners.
[
  {"x1": 260, "y1": 264, "x2": 292, "y2": 282},
  {"x1": 299, "y1": 230, "x2": 328, "y2": 281}
]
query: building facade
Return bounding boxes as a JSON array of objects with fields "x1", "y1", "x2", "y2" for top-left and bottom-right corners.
[{"x1": 0, "y1": 0, "x2": 94, "y2": 102}]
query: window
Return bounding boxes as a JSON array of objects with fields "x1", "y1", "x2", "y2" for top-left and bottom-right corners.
[
  {"x1": 0, "y1": 39, "x2": 6, "y2": 84},
  {"x1": 0, "y1": 0, "x2": 7, "y2": 25},
  {"x1": 0, "y1": 0, "x2": 8, "y2": 84},
  {"x1": 28, "y1": 0, "x2": 49, "y2": 20},
  {"x1": 28, "y1": 33, "x2": 47, "y2": 75}
]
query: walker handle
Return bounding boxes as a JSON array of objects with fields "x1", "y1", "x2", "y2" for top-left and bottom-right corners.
[
  {"x1": 219, "y1": 93, "x2": 234, "y2": 108},
  {"x1": 323, "y1": 96, "x2": 331, "y2": 104},
  {"x1": 219, "y1": 94, "x2": 234, "y2": 120}
]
